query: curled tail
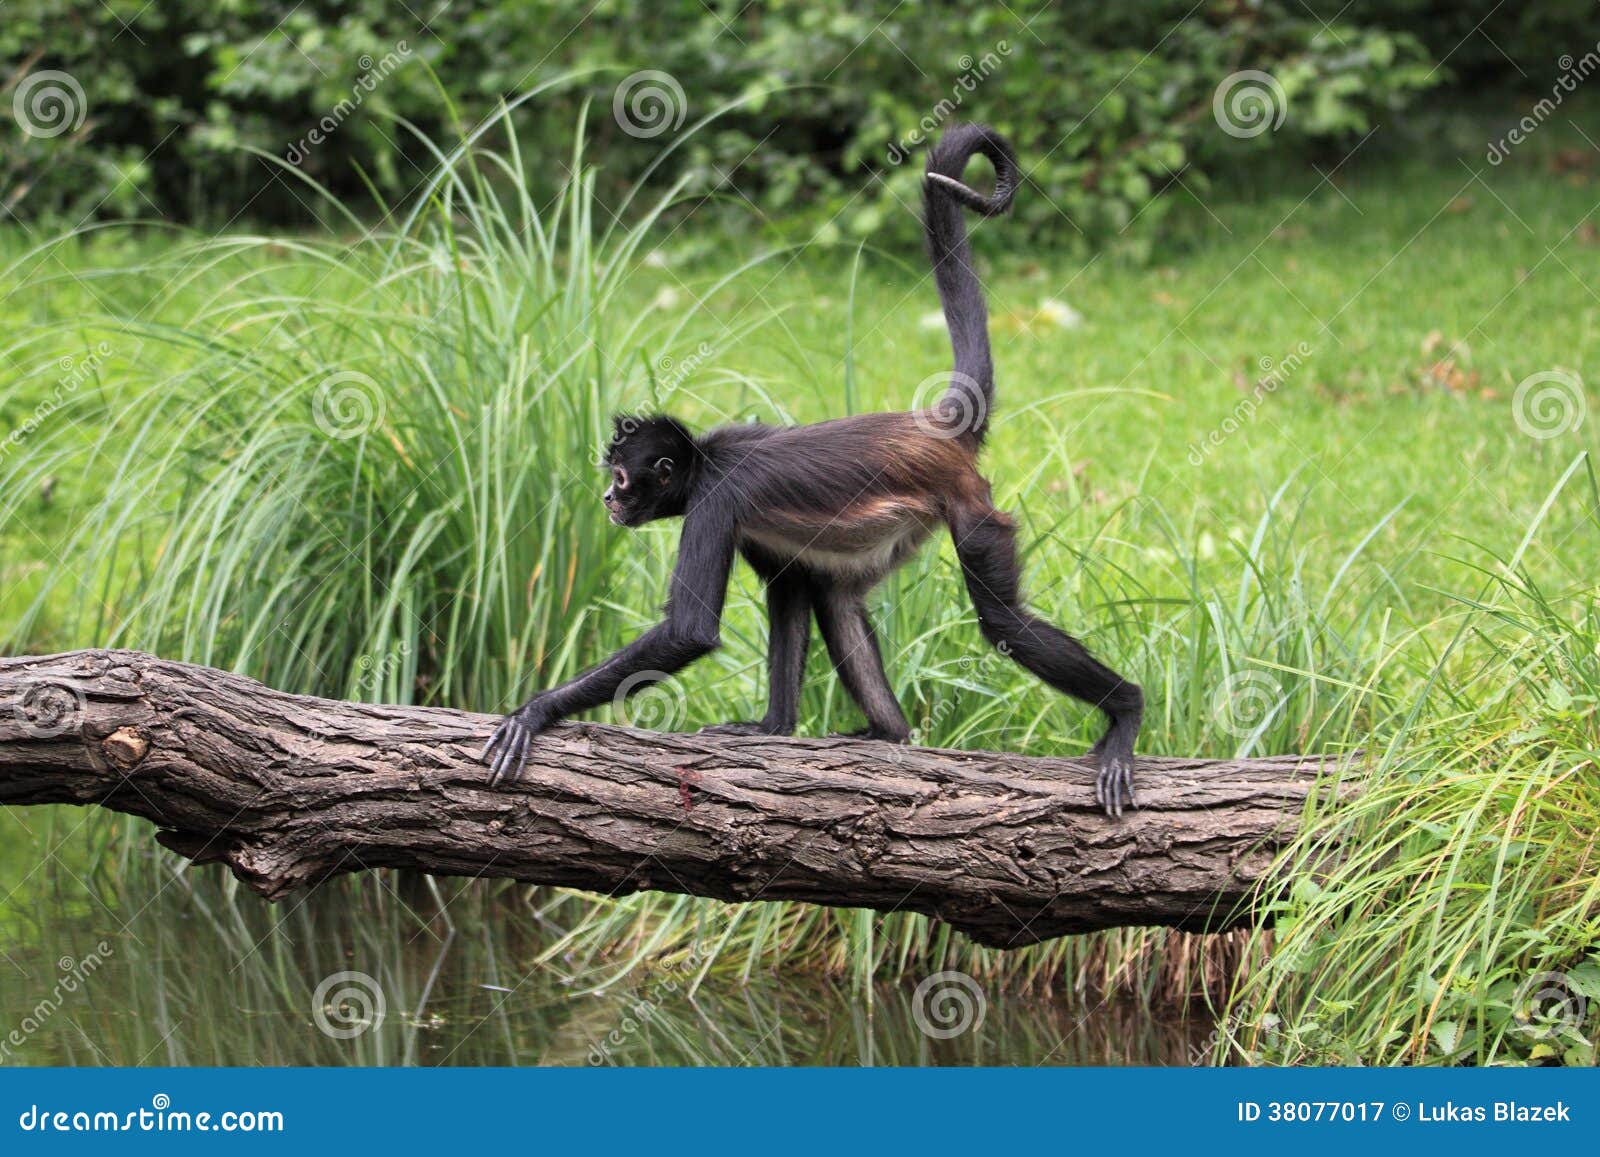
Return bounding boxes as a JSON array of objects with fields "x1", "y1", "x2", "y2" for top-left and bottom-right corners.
[{"x1": 922, "y1": 123, "x2": 1018, "y2": 444}]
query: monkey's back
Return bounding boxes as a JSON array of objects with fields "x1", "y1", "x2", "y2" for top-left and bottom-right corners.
[{"x1": 705, "y1": 411, "x2": 988, "y2": 584}]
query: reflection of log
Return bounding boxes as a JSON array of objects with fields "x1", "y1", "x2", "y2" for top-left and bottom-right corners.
[{"x1": 0, "y1": 650, "x2": 1354, "y2": 948}]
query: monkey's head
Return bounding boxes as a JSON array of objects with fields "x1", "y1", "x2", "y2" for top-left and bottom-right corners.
[{"x1": 602, "y1": 414, "x2": 698, "y2": 527}]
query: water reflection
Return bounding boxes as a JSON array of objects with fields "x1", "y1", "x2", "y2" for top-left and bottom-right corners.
[{"x1": 0, "y1": 819, "x2": 1212, "y2": 1067}]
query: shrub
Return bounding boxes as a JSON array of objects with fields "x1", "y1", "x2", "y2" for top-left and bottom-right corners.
[{"x1": 1, "y1": 0, "x2": 1445, "y2": 247}]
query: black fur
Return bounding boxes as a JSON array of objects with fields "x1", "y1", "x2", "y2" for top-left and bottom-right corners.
[
  {"x1": 484, "y1": 123, "x2": 1144, "y2": 817},
  {"x1": 602, "y1": 415, "x2": 699, "y2": 525},
  {"x1": 923, "y1": 122, "x2": 1018, "y2": 444}
]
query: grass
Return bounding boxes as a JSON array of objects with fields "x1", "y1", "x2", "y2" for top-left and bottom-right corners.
[{"x1": 2, "y1": 96, "x2": 1599, "y2": 1065}]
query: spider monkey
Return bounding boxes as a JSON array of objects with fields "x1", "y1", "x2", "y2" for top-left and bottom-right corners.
[{"x1": 484, "y1": 122, "x2": 1144, "y2": 816}]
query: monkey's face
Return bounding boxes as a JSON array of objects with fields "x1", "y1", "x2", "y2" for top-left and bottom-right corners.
[
  {"x1": 602, "y1": 415, "x2": 696, "y2": 527},
  {"x1": 602, "y1": 457, "x2": 670, "y2": 526}
]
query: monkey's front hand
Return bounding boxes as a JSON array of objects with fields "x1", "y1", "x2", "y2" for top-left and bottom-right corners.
[{"x1": 483, "y1": 695, "x2": 558, "y2": 786}]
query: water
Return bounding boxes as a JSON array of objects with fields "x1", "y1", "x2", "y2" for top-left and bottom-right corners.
[{"x1": 0, "y1": 810, "x2": 1210, "y2": 1067}]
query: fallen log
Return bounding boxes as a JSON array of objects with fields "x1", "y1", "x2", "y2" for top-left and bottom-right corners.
[{"x1": 0, "y1": 649, "x2": 1355, "y2": 947}]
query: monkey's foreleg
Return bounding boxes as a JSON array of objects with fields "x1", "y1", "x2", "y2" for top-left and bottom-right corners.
[{"x1": 486, "y1": 509, "x2": 737, "y2": 784}]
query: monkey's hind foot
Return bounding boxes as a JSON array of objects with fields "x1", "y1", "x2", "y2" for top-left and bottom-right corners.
[{"x1": 1093, "y1": 748, "x2": 1136, "y2": 819}]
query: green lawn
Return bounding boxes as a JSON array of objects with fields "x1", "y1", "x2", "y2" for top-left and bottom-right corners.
[{"x1": 2, "y1": 101, "x2": 1597, "y2": 1065}]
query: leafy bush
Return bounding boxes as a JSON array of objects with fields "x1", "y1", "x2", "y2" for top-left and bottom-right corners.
[
  {"x1": 1, "y1": 0, "x2": 1447, "y2": 246},
  {"x1": 1332, "y1": 0, "x2": 1597, "y2": 85}
]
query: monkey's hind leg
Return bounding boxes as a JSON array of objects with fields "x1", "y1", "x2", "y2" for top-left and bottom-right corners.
[
  {"x1": 948, "y1": 505, "x2": 1143, "y2": 817},
  {"x1": 699, "y1": 568, "x2": 811, "y2": 736},
  {"x1": 810, "y1": 580, "x2": 912, "y2": 743}
]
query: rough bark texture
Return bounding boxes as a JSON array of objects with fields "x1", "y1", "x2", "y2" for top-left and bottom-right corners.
[{"x1": 0, "y1": 650, "x2": 1356, "y2": 948}]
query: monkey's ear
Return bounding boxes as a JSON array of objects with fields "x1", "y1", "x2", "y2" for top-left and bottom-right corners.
[{"x1": 654, "y1": 456, "x2": 674, "y2": 484}]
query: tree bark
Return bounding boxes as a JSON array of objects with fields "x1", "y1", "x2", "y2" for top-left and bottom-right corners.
[{"x1": 0, "y1": 649, "x2": 1355, "y2": 948}]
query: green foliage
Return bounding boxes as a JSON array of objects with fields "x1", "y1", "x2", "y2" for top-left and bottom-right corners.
[
  {"x1": 1225, "y1": 520, "x2": 1600, "y2": 1065},
  {"x1": 6, "y1": 95, "x2": 1600, "y2": 1064},
  {"x1": 0, "y1": 102, "x2": 760, "y2": 713},
  {"x1": 1331, "y1": 0, "x2": 1597, "y2": 84},
  {"x1": 1, "y1": 0, "x2": 1445, "y2": 246}
]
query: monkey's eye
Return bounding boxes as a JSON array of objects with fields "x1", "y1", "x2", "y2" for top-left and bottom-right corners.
[{"x1": 611, "y1": 466, "x2": 630, "y2": 490}]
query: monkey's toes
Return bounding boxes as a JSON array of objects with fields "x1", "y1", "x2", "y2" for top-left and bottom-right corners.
[
  {"x1": 484, "y1": 717, "x2": 533, "y2": 786},
  {"x1": 1095, "y1": 754, "x2": 1136, "y2": 819}
]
